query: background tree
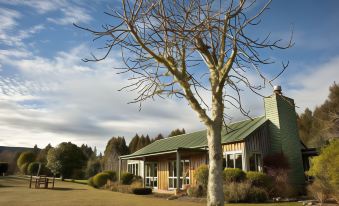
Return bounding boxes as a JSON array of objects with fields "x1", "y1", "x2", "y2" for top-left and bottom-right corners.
[
  {"x1": 103, "y1": 137, "x2": 129, "y2": 172},
  {"x1": 168, "y1": 128, "x2": 186, "y2": 137},
  {"x1": 128, "y1": 134, "x2": 140, "y2": 153},
  {"x1": 153, "y1": 133, "x2": 164, "y2": 141},
  {"x1": 298, "y1": 83, "x2": 339, "y2": 147},
  {"x1": 77, "y1": 1, "x2": 292, "y2": 205},
  {"x1": 46, "y1": 142, "x2": 87, "y2": 179},
  {"x1": 17, "y1": 151, "x2": 35, "y2": 174},
  {"x1": 36, "y1": 143, "x2": 52, "y2": 163}
]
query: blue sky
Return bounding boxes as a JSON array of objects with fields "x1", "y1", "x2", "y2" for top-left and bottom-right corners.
[{"x1": 0, "y1": 0, "x2": 338, "y2": 152}]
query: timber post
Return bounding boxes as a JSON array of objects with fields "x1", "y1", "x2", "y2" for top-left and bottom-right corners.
[{"x1": 176, "y1": 149, "x2": 181, "y2": 191}]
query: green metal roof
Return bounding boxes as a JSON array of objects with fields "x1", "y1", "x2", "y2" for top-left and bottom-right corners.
[{"x1": 121, "y1": 116, "x2": 267, "y2": 159}]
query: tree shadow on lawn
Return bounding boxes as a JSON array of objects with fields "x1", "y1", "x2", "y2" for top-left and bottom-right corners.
[{"x1": 50, "y1": 187, "x2": 87, "y2": 191}]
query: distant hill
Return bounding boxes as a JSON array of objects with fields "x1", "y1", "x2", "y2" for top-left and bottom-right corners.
[{"x1": 0, "y1": 146, "x2": 33, "y2": 153}]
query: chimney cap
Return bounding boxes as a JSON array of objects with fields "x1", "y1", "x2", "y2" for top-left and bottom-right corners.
[{"x1": 273, "y1": 85, "x2": 282, "y2": 94}]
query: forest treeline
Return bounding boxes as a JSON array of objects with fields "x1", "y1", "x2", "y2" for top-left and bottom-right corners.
[
  {"x1": 298, "y1": 82, "x2": 339, "y2": 147},
  {"x1": 0, "y1": 128, "x2": 186, "y2": 177}
]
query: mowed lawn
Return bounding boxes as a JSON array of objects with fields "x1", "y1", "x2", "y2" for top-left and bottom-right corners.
[{"x1": 0, "y1": 176, "x2": 301, "y2": 206}]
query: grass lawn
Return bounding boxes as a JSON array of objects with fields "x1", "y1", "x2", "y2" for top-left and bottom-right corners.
[{"x1": 0, "y1": 176, "x2": 301, "y2": 206}]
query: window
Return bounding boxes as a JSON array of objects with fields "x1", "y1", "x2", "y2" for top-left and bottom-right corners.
[
  {"x1": 145, "y1": 163, "x2": 157, "y2": 188},
  {"x1": 225, "y1": 152, "x2": 243, "y2": 169},
  {"x1": 127, "y1": 163, "x2": 139, "y2": 176},
  {"x1": 168, "y1": 160, "x2": 190, "y2": 189},
  {"x1": 249, "y1": 153, "x2": 262, "y2": 172}
]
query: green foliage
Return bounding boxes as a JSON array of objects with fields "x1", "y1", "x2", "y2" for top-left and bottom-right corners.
[
  {"x1": 193, "y1": 164, "x2": 208, "y2": 190},
  {"x1": 46, "y1": 142, "x2": 87, "y2": 178},
  {"x1": 187, "y1": 185, "x2": 204, "y2": 197},
  {"x1": 246, "y1": 171, "x2": 273, "y2": 189},
  {"x1": 103, "y1": 137, "x2": 129, "y2": 171},
  {"x1": 246, "y1": 187, "x2": 269, "y2": 203},
  {"x1": 0, "y1": 162, "x2": 9, "y2": 175},
  {"x1": 88, "y1": 177, "x2": 95, "y2": 188},
  {"x1": 103, "y1": 170, "x2": 117, "y2": 182},
  {"x1": 85, "y1": 159, "x2": 101, "y2": 178},
  {"x1": 223, "y1": 168, "x2": 246, "y2": 183},
  {"x1": 93, "y1": 172, "x2": 109, "y2": 188},
  {"x1": 36, "y1": 144, "x2": 52, "y2": 163},
  {"x1": 17, "y1": 151, "x2": 35, "y2": 168},
  {"x1": 168, "y1": 128, "x2": 185, "y2": 137},
  {"x1": 20, "y1": 162, "x2": 29, "y2": 174},
  {"x1": 27, "y1": 162, "x2": 40, "y2": 175},
  {"x1": 120, "y1": 172, "x2": 134, "y2": 185},
  {"x1": 307, "y1": 140, "x2": 339, "y2": 202},
  {"x1": 131, "y1": 188, "x2": 152, "y2": 195},
  {"x1": 223, "y1": 181, "x2": 251, "y2": 203},
  {"x1": 298, "y1": 83, "x2": 339, "y2": 147}
]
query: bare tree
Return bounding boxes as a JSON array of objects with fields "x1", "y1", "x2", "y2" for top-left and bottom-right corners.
[{"x1": 76, "y1": 0, "x2": 292, "y2": 205}]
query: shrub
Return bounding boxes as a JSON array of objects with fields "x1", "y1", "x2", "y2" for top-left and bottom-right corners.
[
  {"x1": 0, "y1": 162, "x2": 9, "y2": 175},
  {"x1": 246, "y1": 171, "x2": 273, "y2": 189},
  {"x1": 307, "y1": 140, "x2": 339, "y2": 203},
  {"x1": 187, "y1": 185, "x2": 204, "y2": 197},
  {"x1": 88, "y1": 177, "x2": 96, "y2": 188},
  {"x1": 194, "y1": 164, "x2": 208, "y2": 190},
  {"x1": 103, "y1": 170, "x2": 117, "y2": 182},
  {"x1": 263, "y1": 152, "x2": 293, "y2": 197},
  {"x1": 121, "y1": 172, "x2": 134, "y2": 185},
  {"x1": 27, "y1": 162, "x2": 40, "y2": 175},
  {"x1": 132, "y1": 188, "x2": 152, "y2": 195},
  {"x1": 247, "y1": 187, "x2": 269, "y2": 203},
  {"x1": 20, "y1": 162, "x2": 29, "y2": 174},
  {"x1": 307, "y1": 178, "x2": 331, "y2": 203},
  {"x1": 130, "y1": 180, "x2": 143, "y2": 189},
  {"x1": 17, "y1": 152, "x2": 35, "y2": 168},
  {"x1": 93, "y1": 172, "x2": 109, "y2": 188},
  {"x1": 223, "y1": 168, "x2": 246, "y2": 183},
  {"x1": 223, "y1": 181, "x2": 251, "y2": 203},
  {"x1": 86, "y1": 159, "x2": 101, "y2": 178}
]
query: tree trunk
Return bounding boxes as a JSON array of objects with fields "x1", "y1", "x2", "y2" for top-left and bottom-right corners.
[{"x1": 206, "y1": 118, "x2": 224, "y2": 206}]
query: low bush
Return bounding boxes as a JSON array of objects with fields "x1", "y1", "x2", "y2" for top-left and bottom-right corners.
[
  {"x1": 223, "y1": 168, "x2": 246, "y2": 183},
  {"x1": 223, "y1": 181, "x2": 251, "y2": 203},
  {"x1": 246, "y1": 187, "x2": 269, "y2": 203},
  {"x1": 20, "y1": 162, "x2": 29, "y2": 174},
  {"x1": 307, "y1": 179, "x2": 331, "y2": 204},
  {"x1": 193, "y1": 164, "x2": 208, "y2": 190},
  {"x1": 121, "y1": 172, "x2": 134, "y2": 185},
  {"x1": 130, "y1": 180, "x2": 143, "y2": 189},
  {"x1": 132, "y1": 188, "x2": 152, "y2": 195},
  {"x1": 88, "y1": 177, "x2": 96, "y2": 188},
  {"x1": 110, "y1": 182, "x2": 132, "y2": 193},
  {"x1": 187, "y1": 185, "x2": 204, "y2": 197},
  {"x1": 103, "y1": 170, "x2": 117, "y2": 182},
  {"x1": 246, "y1": 171, "x2": 273, "y2": 189},
  {"x1": 93, "y1": 172, "x2": 109, "y2": 188}
]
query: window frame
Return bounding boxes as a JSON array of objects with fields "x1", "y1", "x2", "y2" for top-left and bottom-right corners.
[
  {"x1": 224, "y1": 150, "x2": 244, "y2": 170},
  {"x1": 145, "y1": 162, "x2": 158, "y2": 189},
  {"x1": 249, "y1": 152, "x2": 263, "y2": 172},
  {"x1": 127, "y1": 162, "x2": 139, "y2": 176},
  {"x1": 168, "y1": 160, "x2": 190, "y2": 190}
]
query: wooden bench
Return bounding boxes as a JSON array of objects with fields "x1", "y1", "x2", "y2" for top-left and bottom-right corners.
[{"x1": 29, "y1": 175, "x2": 55, "y2": 189}]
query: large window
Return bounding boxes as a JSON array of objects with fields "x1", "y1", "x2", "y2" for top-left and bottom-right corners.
[
  {"x1": 128, "y1": 163, "x2": 139, "y2": 176},
  {"x1": 145, "y1": 163, "x2": 157, "y2": 188},
  {"x1": 249, "y1": 153, "x2": 262, "y2": 172},
  {"x1": 168, "y1": 160, "x2": 190, "y2": 189},
  {"x1": 225, "y1": 152, "x2": 243, "y2": 169}
]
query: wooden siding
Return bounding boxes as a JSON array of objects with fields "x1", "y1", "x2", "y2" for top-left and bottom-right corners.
[
  {"x1": 157, "y1": 160, "x2": 169, "y2": 190},
  {"x1": 189, "y1": 154, "x2": 207, "y2": 186},
  {"x1": 245, "y1": 123, "x2": 270, "y2": 155},
  {"x1": 222, "y1": 142, "x2": 244, "y2": 152}
]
